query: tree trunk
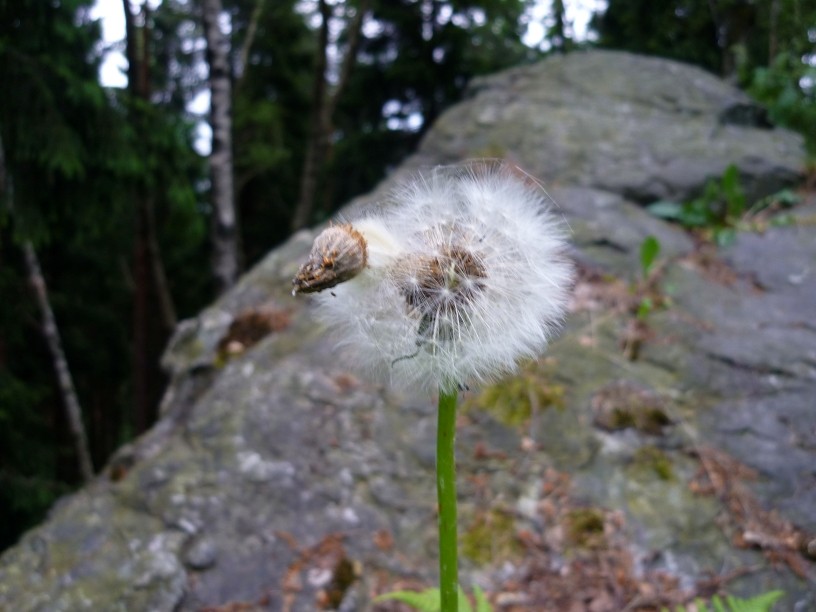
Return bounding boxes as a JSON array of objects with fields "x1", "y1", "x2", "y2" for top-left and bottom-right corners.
[
  {"x1": 131, "y1": 197, "x2": 150, "y2": 434},
  {"x1": 551, "y1": 0, "x2": 569, "y2": 54},
  {"x1": 291, "y1": 0, "x2": 367, "y2": 231},
  {"x1": 144, "y1": 195, "x2": 177, "y2": 332},
  {"x1": 22, "y1": 243, "x2": 95, "y2": 482},
  {"x1": 0, "y1": 136, "x2": 94, "y2": 483},
  {"x1": 123, "y1": 0, "x2": 175, "y2": 433},
  {"x1": 202, "y1": 0, "x2": 240, "y2": 293},
  {"x1": 291, "y1": 0, "x2": 331, "y2": 233},
  {"x1": 235, "y1": 0, "x2": 265, "y2": 89},
  {"x1": 768, "y1": 0, "x2": 779, "y2": 62}
]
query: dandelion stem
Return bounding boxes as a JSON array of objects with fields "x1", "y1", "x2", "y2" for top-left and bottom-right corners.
[{"x1": 437, "y1": 386, "x2": 459, "y2": 612}]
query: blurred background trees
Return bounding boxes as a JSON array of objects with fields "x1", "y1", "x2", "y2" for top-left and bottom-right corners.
[
  {"x1": 0, "y1": 0, "x2": 813, "y2": 551},
  {"x1": 592, "y1": 0, "x2": 815, "y2": 151}
]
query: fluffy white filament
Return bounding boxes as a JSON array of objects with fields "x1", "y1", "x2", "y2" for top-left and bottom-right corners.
[{"x1": 311, "y1": 162, "x2": 573, "y2": 393}]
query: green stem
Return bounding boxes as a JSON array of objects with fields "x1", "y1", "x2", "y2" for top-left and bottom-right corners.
[{"x1": 437, "y1": 387, "x2": 459, "y2": 612}]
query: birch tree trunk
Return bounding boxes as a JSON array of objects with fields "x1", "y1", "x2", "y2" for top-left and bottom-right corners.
[
  {"x1": 22, "y1": 244, "x2": 95, "y2": 482},
  {"x1": 202, "y1": 0, "x2": 240, "y2": 293},
  {"x1": 0, "y1": 138, "x2": 94, "y2": 483}
]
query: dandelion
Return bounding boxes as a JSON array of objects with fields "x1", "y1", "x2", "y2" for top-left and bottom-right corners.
[
  {"x1": 293, "y1": 161, "x2": 573, "y2": 611},
  {"x1": 293, "y1": 162, "x2": 573, "y2": 393}
]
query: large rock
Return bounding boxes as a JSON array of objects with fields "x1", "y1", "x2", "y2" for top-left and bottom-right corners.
[
  {"x1": 1, "y1": 52, "x2": 813, "y2": 611},
  {"x1": 416, "y1": 50, "x2": 804, "y2": 204}
]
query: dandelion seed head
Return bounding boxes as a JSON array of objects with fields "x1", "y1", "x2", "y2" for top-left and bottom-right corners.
[{"x1": 297, "y1": 162, "x2": 574, "y2": 393}]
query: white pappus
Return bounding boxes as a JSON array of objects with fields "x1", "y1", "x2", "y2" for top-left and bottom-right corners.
[{"x1": 293, "y1": 161, "x2": 574, "y2": 394}]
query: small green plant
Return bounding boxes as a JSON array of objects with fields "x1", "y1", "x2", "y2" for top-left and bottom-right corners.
[
  {"x1": 621, "y1": 235, "x2": 668, "y2": 359},
  {"x1": 636, "y1": 235, "x2": 662, "y2": 320},
  {"x1": 662, "y1": 590, "x2": 784, "y2": 612},
  {"x1": 639, "y1": 235, "x2": 661, "y2": 278},
  {"x1": 375, "y1": 585, "x2": 491, "y2": 612},
  {"x1": 647, "y1": 165, "x2": 800, "y2": 246},
  {"x1": 647, "y1": 165, "x2": 746, "y2": 246}
]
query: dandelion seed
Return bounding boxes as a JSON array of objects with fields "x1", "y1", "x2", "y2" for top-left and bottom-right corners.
[{"x1": 293, "y1": 161, "x2": 573, "y2": 393}]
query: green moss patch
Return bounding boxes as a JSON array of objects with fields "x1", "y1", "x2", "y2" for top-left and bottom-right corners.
[
  {"x1": 460, "y1": 509, "x2": 521, "y2": 565},
  {"x1": 463, "y1": 360, "x2": 565, "y2": 427},
  {"x1": 629, "y1": 445, "x2": 675, "y2": 481}
]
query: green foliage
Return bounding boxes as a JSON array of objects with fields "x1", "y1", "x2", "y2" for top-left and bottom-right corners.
[
  {"x1": 331, "y1": 0, "x2": 536, "y2": 221},
  {"x1": 592, "y1": 0, "x2": 725, "y2": 74},
  {"x1": 639, "y1": 235, "x2": 660, "y2": 279},
  {"x1": 747, "y1": 51, "x2": 816, "y2": 155},
  {"x1": 634, "y1": 235, "x2": 664, "y2": 320},
  {"x1": 0, "y1": 255, "x2": 75, "y2": 549},
  {"x1": 196, "y1": 0, "x2": 540, "y2": 255},
  {"x1": 0, "y1": 0, "x2": 114, "y2": 548},
  {"x1": 352, "y1": 0, "x2": 534, "y2": 129},
  {"x1": 648, "y1": 165, "x2": 746, "y2": 246},
  {"x1": 0, "y1": 422, "x2": 69, "y2": 544},
  {"x1": 375, "y1": 585, "x2": 491, "y2": 612},
  {"x1": 648, "y1": 165, "x2": 800, "y2": 246},
  {"x1": 635, "y1": 295, "x2": 655, "y2": 321},
  {"x1": 0, "y1": 0, "x2": 209, "y2": 552},
  {"x1": 662, "y1": 590, "x2": 783, "y2": 612},
  {"x1": 227, "y1": 0, "x2": 314, "y2": 260},
  {"x1": 593, "y1": 0, "x2": 816, "y2": 153},
  {"x1": 0, "y1": 0, "x2": 111, "y2": 245}
]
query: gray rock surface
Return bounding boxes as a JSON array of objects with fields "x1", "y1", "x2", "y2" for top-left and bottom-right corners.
[
  {"x1": 1, "y1": 51, "x2": 813, "y2": 611},
  {"x1": 418, "y1": 50, "x2": 803, "y2": 204}
]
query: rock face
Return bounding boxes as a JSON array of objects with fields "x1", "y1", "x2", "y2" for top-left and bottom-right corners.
[
  {"x1": 418, "y1": 51, "x2": 803, "y2": 204},
  {"x1": 1, "y1": 51, "x2": 813, "y2": 611}
]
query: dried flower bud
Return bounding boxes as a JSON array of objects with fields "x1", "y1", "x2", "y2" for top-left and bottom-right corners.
[{"x1": 292, "y1": 224, "x2": 367, "y2": 295}]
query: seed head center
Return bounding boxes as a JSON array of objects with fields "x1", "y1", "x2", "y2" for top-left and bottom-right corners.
[{"x1": 401, "y1": 245, "x2": 486, "y2": 317}]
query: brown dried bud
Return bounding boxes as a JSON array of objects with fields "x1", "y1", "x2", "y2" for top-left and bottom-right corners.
[{"x1": 292, "y1": 224, "x2": 368, "y2": 295}]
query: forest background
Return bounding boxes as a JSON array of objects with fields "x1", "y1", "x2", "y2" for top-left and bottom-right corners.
[{"x1": 0, "y1": 0, "x2": 814, "y2": 552}]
